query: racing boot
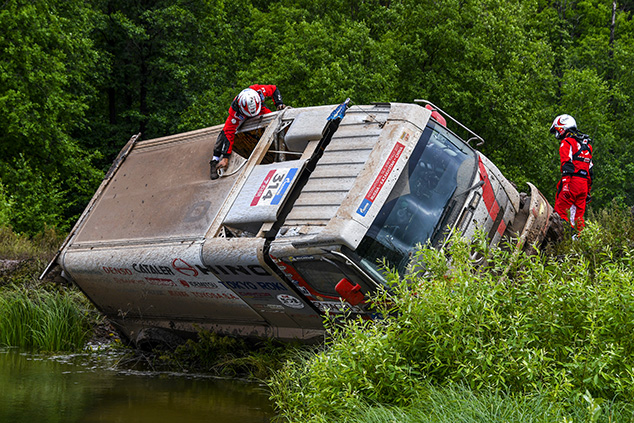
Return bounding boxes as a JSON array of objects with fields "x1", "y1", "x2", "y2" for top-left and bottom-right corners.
[{"x1": 209, "y1": 160, "x2": 219, "y2": 180}]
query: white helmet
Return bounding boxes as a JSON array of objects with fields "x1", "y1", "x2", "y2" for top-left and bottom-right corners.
[
  {"x1": 237, "y1": 88, "x2": 262, "y2": 117},
  {"x1": 549, "y1": 114, "x2": 577, "y2": 139}
]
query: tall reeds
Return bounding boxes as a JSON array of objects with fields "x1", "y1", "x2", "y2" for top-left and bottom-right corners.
[
  {"x1": 0, "y1": 224, "x2": 94, "y2": 352},
  {"x1": 0, "y1": 285, "x2": 92, "y2": 351}
]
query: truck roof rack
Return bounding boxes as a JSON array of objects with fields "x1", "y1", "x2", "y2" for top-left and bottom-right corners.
[{"x1": 414, "y1": 99, "x2": 485, "y2": 146}]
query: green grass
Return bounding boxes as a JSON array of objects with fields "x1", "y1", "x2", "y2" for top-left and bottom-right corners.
[
  {"x1": 268, "y1": 205, "x2": 634, "y2": 422},
  {"x1": 0, "y1": 225, "x2": 97, "y2": 352},
  {"x1": 0, "y1": 225, "x2": 64, "y2": 261},
  {"x1": 0, "y1": 284, "x2": 94, "y2": 351},
  {"x1": 344, "y1": 385, "x2": 634, "y2": 423}
]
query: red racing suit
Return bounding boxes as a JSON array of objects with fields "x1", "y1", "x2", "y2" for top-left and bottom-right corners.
[
  {"x1": 554, "y1": 131, "x2": 593, "y2": 231},
  {"x1": 213, "y1": 84, "x2": 283, "y2": 159}
]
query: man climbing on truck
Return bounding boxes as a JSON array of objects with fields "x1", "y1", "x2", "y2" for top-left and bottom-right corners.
[
  {"x1": 550, "y1": 114, "x2": 594, "y2": 233},
  {"x1": 209, "y1": 84, "x2": 285, "y2": 179}
]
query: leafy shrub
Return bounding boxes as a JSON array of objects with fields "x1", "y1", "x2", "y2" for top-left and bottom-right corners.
[{"x1": 269, "y1": 210, "x2": 634, "y2": 421}]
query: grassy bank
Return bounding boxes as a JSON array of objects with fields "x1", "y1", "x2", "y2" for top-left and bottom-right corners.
[
  {"x1": 268, "y1": 206, "x2": 634, "y2": 422},
  {"x1": 0, "y1": 226, "x2": 99, "y2": 352},
  {"x1": 331, "y1": 385, "x2": 634, "y2": 423}
]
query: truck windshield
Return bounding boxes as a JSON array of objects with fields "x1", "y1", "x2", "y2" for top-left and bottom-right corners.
[{"x1": 354, "y1": 122, "x2": 476, "y2": 276}]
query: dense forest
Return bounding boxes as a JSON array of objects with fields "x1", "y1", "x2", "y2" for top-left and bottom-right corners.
[{"x1": 1, "y1": 0, "x2": 633, "y2": 235}]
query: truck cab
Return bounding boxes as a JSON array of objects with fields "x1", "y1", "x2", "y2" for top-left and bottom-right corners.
[{"x1": 46, "y1": 101, "x2": 553, "y2": 346}]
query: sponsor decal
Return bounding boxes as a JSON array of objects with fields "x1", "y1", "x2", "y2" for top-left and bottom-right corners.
[
  {"x1": 288, "y1": 255, "x2": 314, "y2": 262},
  {"x1": 251, "y1": 168, "x2": 299, "y2": 206},
  {"x1": 145, "y1": 277, "x2": 176, "y2": 287},
  {"x1": 102, "y1": 266, "x2": 133, "y2": 275},
  {"x1": 113, "y1": 277, "x2": 144, "y2": 285},
  {"x1": 221, "y1": 281, "x2": 288, "y2": 292},
  {"x1": 266, "y1": 304, "x2": 285, "y2": 311},
  {"x1": 297, "y1": 286, "x2": 311, "y2": 296},
  {"x1": 205, "y1": 264, "x2": 269, "y2": 277},
  {"x1": 356, "y1": 142, "x2": 405, "y2": 217},
  {"x1": 271, "y1": 168, "x2": 298, "y2": 205},
  {"x1": 168, "y1": 290, "x2": 189, "y2": 297},
  {"x1": 133, "y1": 263, "x2": 174, "y2": 275},
  {"x1": 272, "y1": 257, "x2": 318, "y2": 299},
  {"x1": 172, "y1": 258, "x2": 198, "y2": 277},
  {"x1": 179, "y1": 280, "x2": 219, "y2": 289},
  {"x1": 190, "y1": 291, "x2": 240, "y2": 300},
  {"x1": 277, "y1": 294, "x2": 304, "y2": 309},
  {"x1": 315, "y1": 301, "x2": 363, "y2": 314}
]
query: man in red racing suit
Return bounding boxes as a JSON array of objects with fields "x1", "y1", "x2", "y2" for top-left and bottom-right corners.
[
  {"x1": 209, "y1": 84, "x2": 285, "y2": 179},
  {"x1": 550, "y1": 114, "x2": 593, "y2": 232}
]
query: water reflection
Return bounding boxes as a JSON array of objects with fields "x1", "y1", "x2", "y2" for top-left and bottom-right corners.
[{"x1": 0, "y1": 348, "x2": 274, "y2": 423}]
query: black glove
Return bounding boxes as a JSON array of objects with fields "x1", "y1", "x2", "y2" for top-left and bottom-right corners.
[{"x1": 586, "y1": 194, "x2": 592, "y2": 204}]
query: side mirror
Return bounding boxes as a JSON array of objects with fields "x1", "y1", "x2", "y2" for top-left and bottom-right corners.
[{"x1": 335, "y1": 278, "x2": 364, "y2": 306}]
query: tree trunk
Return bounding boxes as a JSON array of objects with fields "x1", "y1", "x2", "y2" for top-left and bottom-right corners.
[{"x1": 609, "y1": 0, "x2": 617, "y2": 59}]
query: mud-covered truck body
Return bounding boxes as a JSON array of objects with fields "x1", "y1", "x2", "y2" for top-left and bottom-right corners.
[{"x1": 46, "y1": 101, "x2": 553, "y2": 346}]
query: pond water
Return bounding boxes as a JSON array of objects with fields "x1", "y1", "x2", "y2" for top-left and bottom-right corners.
[{"x1": 0, "y1": 347, "x2": 275, "y2": 423}]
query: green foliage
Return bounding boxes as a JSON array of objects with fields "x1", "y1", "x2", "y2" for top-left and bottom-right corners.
[
  {"x1": 0, "y1": 285, "x2": 94, "y2": 351},
  {"x1": 243, "y1": 3, "x2": 398, "y2": 106},
  {"x1": 269, "y1": 209, "x2": 634, "y2": 421},
  {"x1": 2, "y1": 0, "x2": 634, "y2": 233},
  {"x1": 0, "y1": 182, "x2": 12, "y2": 229},
  {"x1": 0, "y1": 0, "x2": 103, "y2": 234},
  {"x1": 90, "y1": 0, "x2": 253, "y2": 143}
]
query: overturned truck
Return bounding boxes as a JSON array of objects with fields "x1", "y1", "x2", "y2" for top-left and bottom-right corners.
[{"x1": 43, "y1": 100, "x2": 555, "y2": 347}]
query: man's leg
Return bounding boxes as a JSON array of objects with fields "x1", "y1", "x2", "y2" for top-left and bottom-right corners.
[
  {"x1": 554, "y1": 178, "x2": 574, "y2": 227},
  {"x1": 570, "y1": 178, "x2": 588, "y2": 231}
]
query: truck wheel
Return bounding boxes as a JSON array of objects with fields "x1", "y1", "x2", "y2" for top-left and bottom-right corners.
[{"x1": 135, "y1": 327, "x2": 185, "y2": 351}]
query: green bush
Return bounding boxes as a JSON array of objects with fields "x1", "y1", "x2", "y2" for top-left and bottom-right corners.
[{"x1": 269, "y1": 207, "x2": 634, "y2": 422}]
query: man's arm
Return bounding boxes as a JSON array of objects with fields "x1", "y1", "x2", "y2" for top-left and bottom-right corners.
[
  {"x1": 559, "y1": 139, "x2": 575, "y2": 175},
  {"x1": 220, "y1": 109, "x2": 243, "y2": 157},
  {"x1": 249, "y1": 84, "x2": 284, "y2": 109}
]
